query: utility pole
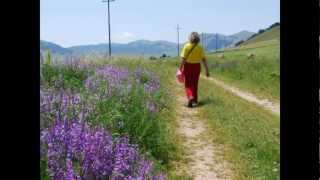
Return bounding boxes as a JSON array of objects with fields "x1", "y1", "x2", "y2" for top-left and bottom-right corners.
[
  {"x1": 177, "y1": 24, "x2": 182, "y2": 58},
  {"x1": 215, "y1": 33, "x2": 218, "y2": 51},
  {"x1": 203, "y1": 33, "x2": 206, "y2": 52},
  {"x1": 201, "y1": 32, "x2": 204, "y2": 47},
  {"x1": 102, "y1": 0, "x2": 115, "y2": 58},
  {"x1": 202, "y1": 32, "x2": 206, "y2": 52}
]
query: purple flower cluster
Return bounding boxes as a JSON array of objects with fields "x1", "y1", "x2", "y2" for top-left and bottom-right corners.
[
  {"x1": 85, "y1": 65, "x2": 131, "y2": 97},
  {"x1": 41, "y1": 119, "x2": 165, "y2": 179},
  {"x1": 133, "y1": 68, "x2": 160, "y2": 95},
  {"x1": 146, "y1": 101, "x2": 158, "y2": 114},
  {"x1": 85, "y1": 65, "x2": 160, "y2": 98},
  {"x1": 144, "y1": 78, "x2": 160, "y2": 95},
  {"x1": 84, "y1": 76, "x2": 105, "y2": 94},
  {"x1": 41, "y1": 63, "x2": 167, "y2": 179},
  {"x1": 133, "y1": 67, "x2": 144, "y2": 82},
  {"x1": 133, "y1": 68, "x2": 161, "y2": 113},
  {"x1": 40, "y1": 90, "x2": 81, "y2": 117},
  {"x1": 96, "y1": 66, "x2": 130, "y2": 88},
  {"x1": 40, "y1": 89, "x2": 91, "y2": 129}
]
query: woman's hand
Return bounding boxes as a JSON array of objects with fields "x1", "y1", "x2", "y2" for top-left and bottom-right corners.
[
  {"x1": 206, "y1": 71, "x2": 210, "y2": 77},
  {"x1": 202, "y1": 58, "x2": 210, "y2": 77},
  {"x1": 180, "y1": 58, "x2": 186, "y2": 70}
]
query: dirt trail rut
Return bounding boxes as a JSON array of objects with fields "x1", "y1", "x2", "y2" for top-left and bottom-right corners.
[
  {"x1": 174, "y1": 87, "x2": 232, "y2": 180},
  {"x1": 205, "y1": 76, "x2": 280, "y2": 116}
]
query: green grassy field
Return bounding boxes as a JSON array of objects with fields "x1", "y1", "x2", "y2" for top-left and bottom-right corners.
[
  {"x1": 198, "y1": 77, "x2": 279, "y2": 180},
  {"x1": 205, "y1": 26, "x2": 280, "y2": 102}
]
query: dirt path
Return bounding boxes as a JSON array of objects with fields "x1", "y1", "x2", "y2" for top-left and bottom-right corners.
[
  {"x1": 204, "y1": 76, "x2": 280, "y2": 116},
  {"x1": 173, "y1": 86, "x2": 233, "y2": 180}
]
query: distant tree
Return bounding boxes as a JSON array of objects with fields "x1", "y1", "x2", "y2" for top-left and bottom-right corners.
[
  {"x1": 251, "y1": 34, "x2": 257, "y2": 38},
  {"x1": 235, "y1": 40, "x2": 244, "y2": 47},
  {"x1": 269, "y1": 22, "x2": 280, "y2": 29},
  {"x1": 258, "y1": 29, "x2": 265, "y2": 34},
  {"x1": 246, "y1": 33, "x2": 257, "y2": 42},
  {"x1": 159, "y1": 54, "x2": 167, "y2": 59},
  {"x1": 149, "y1": 56, "x2": 157, "y2": 60}
]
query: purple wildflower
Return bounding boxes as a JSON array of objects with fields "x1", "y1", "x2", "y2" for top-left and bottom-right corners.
[
  {"x1": 66, "y1": 157, "x2": 80, "y2": 180},
  {"x1": 40, "y1": 89, "x2": 92, "y2": 130},
  {"x1": 96, "y1": 66, "x2": 130, "y2": 88},
  {"x1": 85, "y1": 65, "x2": 132, "y2": 97},
  {"x1": 133, "y1": 68, "x2": 160, "y2": 94},
  {"x1": 41, "y1": 119, "x2": 164, "y2": 179},
  {"x1": 147, "y1": 101, "x2": 158, "y2": 113},
  {"x1": 144, "y1": 79, "x2": 160, "y2": 94}
]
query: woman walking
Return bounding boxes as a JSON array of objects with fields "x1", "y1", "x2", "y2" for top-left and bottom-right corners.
[{"x1": 179, "y1": 32, "x2": 210, "y2": 108}]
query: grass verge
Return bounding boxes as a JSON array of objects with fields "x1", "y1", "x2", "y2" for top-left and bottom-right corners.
[
  {"x1": 197, "y1": 77, "x2": 280, "y2": 180},
  {"x1": 206, "y1": 42, "x2": 280, "y2": 102}
]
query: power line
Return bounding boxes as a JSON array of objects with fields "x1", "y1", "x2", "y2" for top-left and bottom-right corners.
[{"x1": 102, "y1": 0, "x2": 115, "y2": 58}]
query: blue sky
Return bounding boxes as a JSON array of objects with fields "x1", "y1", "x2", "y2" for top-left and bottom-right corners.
[{"x1": 41, "y1": 0, "x2": 279, "y2": 47}]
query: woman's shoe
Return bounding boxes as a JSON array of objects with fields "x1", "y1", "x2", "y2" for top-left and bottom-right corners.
[
  {"x1": 192, "y1": 101, "x2": 198, "y2": 107},
  {"x1": 187, "y1": 100, "x2": 193, "y2": 108}
]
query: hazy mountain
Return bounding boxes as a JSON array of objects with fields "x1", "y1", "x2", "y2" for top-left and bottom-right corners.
[
  {"x1": 200, "y1": 31, "x2": 255, "y2": 52},
  {"x1": 40, "y1": 30, "x2": 254, "y2": 57},
  {"x1": 230, "y1": 31, "x2": 256, "y2": 43},
  {"x1": 40, "y1": 40, "x2": 72, "y2": 55},
  {"x1": 68, "y1": 40, "x2": 177, "y2": 56}
]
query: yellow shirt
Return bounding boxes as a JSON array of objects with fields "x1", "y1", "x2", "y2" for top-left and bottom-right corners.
[{"x1": 180, "y1": 42, "x2": 205, "y2": 63}]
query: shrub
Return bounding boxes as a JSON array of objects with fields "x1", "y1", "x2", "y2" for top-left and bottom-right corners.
[
  {"x1": 41, "y1": 61, "x2": 91, "y2": 91},
  {"x1": 258, "y1": 29, "x2": 265, "y2": 34},
  {"x1": 149, "y1": 56, "x2": 157, "y2": 60},
  {"x1": 268, "y1": 22, "x2": 280, "y2": 29}
]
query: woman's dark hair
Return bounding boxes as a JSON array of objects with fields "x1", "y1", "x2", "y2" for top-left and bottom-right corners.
[{"x1": 189, "y1": 32, "x2": 200, "y2": 44}]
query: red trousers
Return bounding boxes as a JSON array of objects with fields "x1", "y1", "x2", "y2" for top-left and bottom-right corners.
[{"x1": 183, "y1": 62, "x2": 201, "y2": 102}]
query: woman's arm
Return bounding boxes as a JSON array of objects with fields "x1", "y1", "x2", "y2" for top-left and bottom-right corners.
[
  {"x1": 179, "y1": 57, "x2": 187, "y2": 70},
  {"x1": 202, "y1": 58, "x2": 210, "y2": 77}
]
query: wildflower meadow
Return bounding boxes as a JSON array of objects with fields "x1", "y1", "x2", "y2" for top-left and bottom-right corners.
[{"x1": 40, "y1": 57, "x2": 177, "y2": 179}]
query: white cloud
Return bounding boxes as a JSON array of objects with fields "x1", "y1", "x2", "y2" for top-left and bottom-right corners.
[
  {"x1": 113, "y1": 32, "x2": 136, "y2": 43},
  {"x1": 121, "y1": 32, "x2": 134, "y2": 38}
]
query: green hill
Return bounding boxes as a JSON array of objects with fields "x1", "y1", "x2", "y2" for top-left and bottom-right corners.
[
  {"x1": 205, "y1": 23, "x2": 280, "y2": 101},
  {"x1": 240, "y1": 24, "x2": 280, "y2": 46}
]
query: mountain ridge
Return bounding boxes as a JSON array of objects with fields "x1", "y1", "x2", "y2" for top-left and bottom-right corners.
[{"x1": 40, "y1": 30, "x2": 255, "y2": 57}]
